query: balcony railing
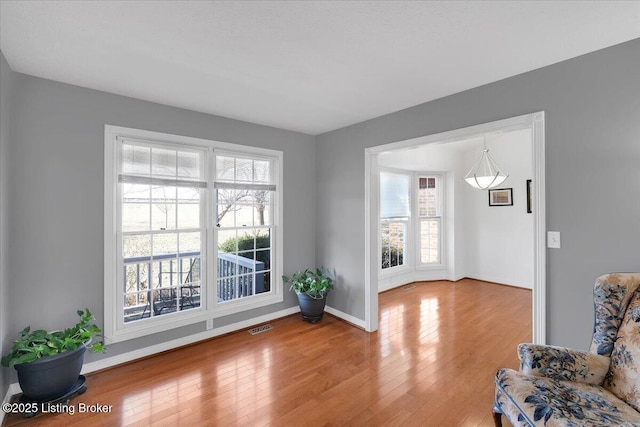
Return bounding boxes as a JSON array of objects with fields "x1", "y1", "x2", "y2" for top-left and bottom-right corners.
[
  {"x1": 123, "y1": 251, "x2": 265, "y2": 322},
  {"x1": 217, "y1": 252, "x2": 265, "y2": 301}
]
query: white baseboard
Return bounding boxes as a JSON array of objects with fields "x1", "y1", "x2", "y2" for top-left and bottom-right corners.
[
  {"x1": 1, "y1": 387, "x2": 10, "y2": 425},
  {"x1": 466, "y1": 273, "x2": 533, "y2": 289},
  {"x1": 1, "y1": 383, "x2": 20, "y2": 425},
  {"x1": 9, "y1": 306, "x2": 301, "y2": 396},
  {"x1": 378, "y1": 269, "x2": 469, "y2": 293},
  {"x1": 324, "y1": 305, "x2": 366, "y2": 329}
]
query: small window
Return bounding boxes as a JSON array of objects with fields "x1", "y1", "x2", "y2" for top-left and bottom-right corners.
[{"x1": 418, "y1": 175, "x2": 442, "y2": 264}]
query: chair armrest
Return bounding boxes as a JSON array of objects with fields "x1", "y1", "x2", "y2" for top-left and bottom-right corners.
[{"x1": 518, "y1": 343, "x2": 610, "y2": 385}]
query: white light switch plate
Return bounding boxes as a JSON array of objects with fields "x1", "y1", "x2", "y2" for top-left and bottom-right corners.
[{"x1": 547, "y1": 231, "x2": 561, "y2": 248}]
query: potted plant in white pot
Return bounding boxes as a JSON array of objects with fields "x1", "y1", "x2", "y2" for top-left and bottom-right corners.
[
  {"x1": 283, "y1": 267, "x2": 335, "y2": 323},
  {"x1": 1, "y1": 308, "x2": 106, "y2": 403}
]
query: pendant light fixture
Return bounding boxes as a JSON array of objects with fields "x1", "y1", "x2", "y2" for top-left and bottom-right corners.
[{"x1": 463, "y1": 137, "x2": 508, "y2": 190}]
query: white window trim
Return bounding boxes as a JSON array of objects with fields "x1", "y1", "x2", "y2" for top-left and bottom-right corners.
[
  {"x1": 104, "y1": 125, "x2": 283, "y2": 344},
  {"x1": 415, "y1": 172, "x2": 445, "y2": 269}
]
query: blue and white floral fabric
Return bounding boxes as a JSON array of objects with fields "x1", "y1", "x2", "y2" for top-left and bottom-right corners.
[
  {"x1": 591, "y1": 274, "x2": 640, "y2": 357},
  {"x1": 495, "y1": 368, "x2": 640, "y2": 426},
  {"x1": 494, "y1": 273, "x2": 640, "y2": 426},
  {"x1": 519, "y1": 344, "x2": 610, "y2": 385},
  {"x1": 604, "y1": 287, "x2": 640, "y2": 412}
]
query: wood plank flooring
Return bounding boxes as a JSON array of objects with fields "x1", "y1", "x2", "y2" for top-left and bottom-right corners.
[{"x1": 3, "y1": 279, "x2": 531, "y2": 426}]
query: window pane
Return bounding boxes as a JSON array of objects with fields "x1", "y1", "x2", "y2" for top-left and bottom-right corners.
[
  {"x1": 235, "y1": 158, "x2": 253, "y2": 181},
  {"x1": 254, "y1": 228, "x2": 271, "y2": 249},
  {"x1": 253, "y1": 191, "x2": 272, "y2": 225},
  {"x1": 216, "y1": 156, "x2": 235, "y2": 181},
  {"x1": 179, "y1": 232, "x2": 200, "y2": 254},
  {"x1": 179, "y1": 256, "x2": 200, "y2": 284},
  {"x1": 151, "y1": 148, "x2": 177, "y2": 178},
  {"x1": 218, "y1": 229, "x2": 237, "y2": 253},
  {"x1": 235, "y1": 203, "x2": 254, "y2": 227},
  {"x1": 420, "y1": 219, "x2": 440, "y2": 263},
  {"x1": 177, "y1": 201, "x2": 200, "y2": 230},
  {"x1": 256, "y1": 250, "x2": 271, "y2": 293},
  {"x1": 380, "y1": 172, "x2": 410, "y2": 218},
  {"x1": 122, "y1": 144, "x2": 150, "y2": 176},
  {"x1": 255, "y1": 271, "x2": 270, "y2": 293},
  {"x1": 153, "y1": 233, "x2": 177, "y2": 257},
  {"x1": 150, "y1": 287, "x2": 179, "y2": 317},
  {"x1": 123, "y1": 202, "x2": 150, "y2": 232},
  {"x1": 253, "y1": 160, "x2": 270, "y2": 183},
  {"x1": 122, "y1": 183, "x2": 150, "y2": 232},
  {"x1": 180, "y1": 282, "x2": 201, "y2": 311},
  {"x1": 177, "y1": 151, "x2": 201, "y2": 179},
  {"x1": 216, "y1": 189, "x2": 242, "y2": 227},
  {"x1": 151, "y1": 186, "x2": 177, "y2": 230},
  {"x1": 218, "y1": 277, "x2": 237, "y2": 301},
  {"x1": 419, "y1": 176, "x2": 438, "y2": 217},
  {"x1": 380, "y1": 221, "x2": 405, "y2": 270},
  {"x1": 123, "y1": 234, "x2": 151, "y2": 259}
]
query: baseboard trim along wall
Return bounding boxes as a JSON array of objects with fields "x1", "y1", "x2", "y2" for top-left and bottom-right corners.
[
  {"x1": 325, "y1": 305, "x2": 366, "y2": 329},
  {"x1": 466, "y1": 273, "x2": 533, "y2": 290},
  {"x1": 378, "y1": 271, "x2": 463, "y2": 293},
  {"x1": 7, "y1": 303, "x2": 362, "y2": 397},
  {"x1": 1, "y1": 384, "x2": 20, "y2": 425}
]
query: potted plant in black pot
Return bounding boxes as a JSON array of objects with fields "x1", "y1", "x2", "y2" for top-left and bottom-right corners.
[
  {"x1": 1, "y1": 308, "x2": 106, "y2": 404},
  {"x1": 283, "y1": 267, "x2": 335, "y2": 323}
]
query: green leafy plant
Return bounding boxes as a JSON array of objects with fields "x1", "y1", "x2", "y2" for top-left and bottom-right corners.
[
  {"x1": 282, "y1": 267, "x2": 335, "y2": 299},
  {"x1": 219, "y1": 232, "x2": 271, "y2": 268},
  {"x1": 1, "y1": 309, "x2": 106, "y2": 367}
]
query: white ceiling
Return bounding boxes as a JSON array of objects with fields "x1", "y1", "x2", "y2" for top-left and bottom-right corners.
[
  {"x1": 378, "y1": 129, "x2": 531, "y2": 171},
  {"x1": 1, "y1": 1, "x2": 639, "y2": 135}
]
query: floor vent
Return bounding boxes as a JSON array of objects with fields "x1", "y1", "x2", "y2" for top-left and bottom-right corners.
[
  {"x1": 248, "y1": 324, "x2": 273, "y2": 335},
  {"x1": 403, "y1": 284, "x2": 416, "y2": 290}
]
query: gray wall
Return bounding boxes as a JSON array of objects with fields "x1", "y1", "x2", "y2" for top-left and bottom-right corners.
[
  {"x1": 5, "y1": 70, "x2": 316, "y2": 369},
  {"x1": 0, "y1": 50, "x2": 15, "y2": 400},
  {"x1": 317, "y1": 38, "x2": 640, "y2": 349}
]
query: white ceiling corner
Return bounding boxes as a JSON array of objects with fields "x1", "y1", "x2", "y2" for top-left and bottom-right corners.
[{"x1": 1, "y1": 1, "x2": 639, "y2": 135}]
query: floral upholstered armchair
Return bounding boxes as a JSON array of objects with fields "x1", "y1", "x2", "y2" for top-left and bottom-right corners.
[{"x1": 493, "y1": 273, "x2": 640, "y2": 426}]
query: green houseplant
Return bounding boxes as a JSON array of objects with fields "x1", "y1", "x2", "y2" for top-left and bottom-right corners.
[
  {"x1": 283, "y1": 267, "x2": 335, "y2": 323},
  {"x1": 1, "y1": 309, "x2": 106, "y2": 402}
]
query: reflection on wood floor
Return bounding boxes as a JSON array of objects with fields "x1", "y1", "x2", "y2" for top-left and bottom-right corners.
[{"x1": 4, "y1": 279, "x2": 531, "y2": 426}]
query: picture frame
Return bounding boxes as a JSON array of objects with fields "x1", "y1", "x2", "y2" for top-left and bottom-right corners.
[
  {"x1": 488, "y1": 188, "x2": 513, "y2": 206},
  {"x1": 526, "y1": 179, "x2": 533, "y2": 213}
]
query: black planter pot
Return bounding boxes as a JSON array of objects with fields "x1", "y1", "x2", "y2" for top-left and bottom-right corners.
[
  {"x1": 15, "y1": 344, "x2": 87, "y2": 402},
  {"x1": 296, "y1": 292, "x2": 327, "y2": 323}
]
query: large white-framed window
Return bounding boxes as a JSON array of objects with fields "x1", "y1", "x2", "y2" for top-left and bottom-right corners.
[
  {"x1": 379, "y1": 170, "x2": 411, "y2": 273},
  {"x1": 417, "y1": 174, "x2": 443, "y2": 266},
  {"x1": 105, "y1": 125, "x2": 283, "y2": 343}
]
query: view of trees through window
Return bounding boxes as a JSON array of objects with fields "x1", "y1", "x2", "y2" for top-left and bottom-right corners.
[
  {"x1": 214, "y1": 155, "x2": 274, "y2": 301},
  {"x1": 119, "y1": 142, "x2": 277, "y2": 324},
  {"x1": 121, "y1": 143, "x2": 204, "y2": 322}
]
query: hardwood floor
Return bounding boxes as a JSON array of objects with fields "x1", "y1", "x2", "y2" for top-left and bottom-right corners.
[{"x1": 3, "y1": 279, "x2": 531, "y2": 426}]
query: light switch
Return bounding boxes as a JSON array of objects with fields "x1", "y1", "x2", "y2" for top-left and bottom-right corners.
[{"x1": 547, "y1": 231, "x2": 561, "y2": 249}]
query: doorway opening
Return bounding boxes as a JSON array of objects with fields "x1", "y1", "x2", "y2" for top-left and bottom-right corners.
[{"x1": 364, "y1": 112, "x2": 546, "y2": 344}]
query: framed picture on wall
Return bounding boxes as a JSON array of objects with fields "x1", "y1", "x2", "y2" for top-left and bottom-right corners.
[
  {"x1": 526, "y1": 179, "x2": 533, "y2": 213},
  {"x1": 488, "y1": 188, "x2": 513, "y2": 206}
]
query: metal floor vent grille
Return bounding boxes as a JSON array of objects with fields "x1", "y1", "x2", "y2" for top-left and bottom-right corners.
[
  {"x1": 248, "y1": 324, "x2": 273, "y2": 335},
  {"x1": 403, "y1": 284, "x2": 416, "y2": 290}
]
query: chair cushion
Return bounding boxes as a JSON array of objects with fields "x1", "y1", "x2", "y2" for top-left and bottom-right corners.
[
  {"x1": 496, "y1": 368, "x2": 640, "y2": 426},
  {"x1": 605, "y1": 287, "x2": 640, "y2": 411}
]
